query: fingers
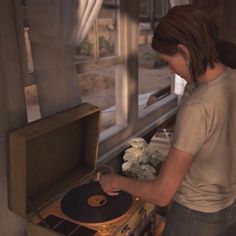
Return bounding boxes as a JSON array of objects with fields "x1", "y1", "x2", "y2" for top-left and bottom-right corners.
[
  {"x1": 98, "y1": 174, "x2": 120, "y2": 196},
  {"x1": 94, "y1": 165, "x2": 114, "y2": 182},
  {"x1": 107, "y1": 191, "x2": 119, "y2": 196},
  {"x1": 95, "y1": 172, "x2": 101, "y2": 182}
]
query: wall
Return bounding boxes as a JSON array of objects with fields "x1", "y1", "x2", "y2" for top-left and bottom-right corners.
[{"x1": 0, "y1": 0, "x2": 27, "y2": 235}]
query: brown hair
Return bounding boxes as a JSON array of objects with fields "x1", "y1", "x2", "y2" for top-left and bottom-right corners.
[{"x1": 152, "y1": 5, "x2": 220, "y2": 83}]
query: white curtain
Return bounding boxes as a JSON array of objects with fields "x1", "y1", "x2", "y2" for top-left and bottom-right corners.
[
  {"x1": 26, "y1": 0, "x2": 104, "y2": 116},
  {"x1": 71, "y1": 0, "x2": 103, "y2": 46},
  {"x1": 28, "y1": 0, "x2": 103, "y2": 47}
]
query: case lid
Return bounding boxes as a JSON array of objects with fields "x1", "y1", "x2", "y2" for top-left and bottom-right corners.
[{"x1": 8, "y1": 103, "x2": 100, "y2": 218}]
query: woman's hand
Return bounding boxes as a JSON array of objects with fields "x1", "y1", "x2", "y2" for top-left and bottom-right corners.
[{"x1": 99, "y1": 174, "x2": 121, "y2": 196}]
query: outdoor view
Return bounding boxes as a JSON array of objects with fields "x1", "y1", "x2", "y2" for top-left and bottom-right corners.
[
  {"x1": 76, "y1": 0, "x2": 172, "y2": 130},
  {"x1": 138, "y1": 23, "x2": 172, "y2": 110},
  {"x1": 24, "y1": 0, "x2": 172, "y2": 131}
]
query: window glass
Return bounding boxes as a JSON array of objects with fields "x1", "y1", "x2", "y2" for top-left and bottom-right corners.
[
  {"x1": 74, "y1": 27, "x2": 95, "y2": 62},
  {"x1": 155, "y1": 0, "x2": 165, "y2": 17},
  {"x1": 98, "y1": 4, "x2": 118, "y2": 58},
  {"x1": 77, "y1": 65, "x2": 122, "y2": 131},
  {"x1": 139, "y1": 0, "x2": 150, "y2": 17},
  {"x1": 74, "y1": 0, "x2": 119, "y2": 62},
  {"x1": 138, "y1": 15, "x2": 172, "y2": 111},
  {"x1": 24, "y1": 85, "x2": 41, "y2": 122},
  {"x1": 75, "y1": 1, "x2": 121, "y2": 132}
]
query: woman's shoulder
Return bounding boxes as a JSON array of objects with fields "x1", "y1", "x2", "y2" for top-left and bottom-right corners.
[{"x1": 228, "y1": 67, "x2": 236, "y2": 77}]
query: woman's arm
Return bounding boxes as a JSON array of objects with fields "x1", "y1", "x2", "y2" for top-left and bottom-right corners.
[{"x1": 99, "y1": 147, "x2": 193, "y2": 206}]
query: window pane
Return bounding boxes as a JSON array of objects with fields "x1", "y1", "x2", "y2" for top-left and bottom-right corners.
[
  {"x1": 77, "y1": 65, "x2": 121, "y2": 131},
  {"x1": 74, "y1": 27, "x2": 95, "y2": 62},
  {"x1": 155, "y1": 0, "x2": 165, "y2": 17},
  {"x1": 98, "y1": 1, "x2": 119, "y2": 58},
  {"x1": 138, "y1": 23, "x2": 172, "y2": 110},
  {"x1": 139, "y1": 0, "x2": 150, "y2": 17},
  {"x1": 24, "y1": 27, "x2": 34, "y2": 73}
]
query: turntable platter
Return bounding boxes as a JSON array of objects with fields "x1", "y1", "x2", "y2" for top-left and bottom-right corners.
[{"x1": 61, "y1": 182, "x2": 133, "y2": 224}]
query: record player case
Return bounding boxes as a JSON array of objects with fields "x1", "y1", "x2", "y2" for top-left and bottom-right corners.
[{"x1": 8, "y1": 103, "x2": 156, "y2": 236}]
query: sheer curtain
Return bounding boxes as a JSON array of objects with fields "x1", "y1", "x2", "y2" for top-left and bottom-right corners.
[
  {"x1": 27, "y1": 0, "x2": 103, "y2": 117},
  {"x1": 71, "y1": 0, "x2": 103, "y2": 46}
]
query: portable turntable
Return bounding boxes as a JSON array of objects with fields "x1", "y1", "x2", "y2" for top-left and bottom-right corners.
[{"x1": 8, "y1": 103, "x2": 156, "y2": 236}]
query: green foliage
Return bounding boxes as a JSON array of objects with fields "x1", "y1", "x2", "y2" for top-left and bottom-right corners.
[
  {"x1": 143, "y1": 52, "x2": 158, "y2": 61},
  {"x1": 99, "y1": 36, "x2": 114, "y2": 56},
  {"x1": 75, "y1": 39, "x2": 92, "y2": 55}
]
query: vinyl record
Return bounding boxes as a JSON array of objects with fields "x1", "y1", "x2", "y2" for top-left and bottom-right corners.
[{"x1": 61, "y1": 182, "x2": 133, "y2": 223}]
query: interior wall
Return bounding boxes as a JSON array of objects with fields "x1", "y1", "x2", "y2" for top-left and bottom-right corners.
[
  {"x1": 0, "y1": 0, "x2": 27, "y2": 235},
  {"x1": 27, "y1": 0, "x2": 81, "y2": 117},
  {"x1": 193, "y1": 0, "x2": 236, "y2": 44},
  {"x1": 221, "y1": 0, "x2": 236, "y2": 43},
  {"x1": 192, "y1": 0, "x2": 224, "y2": 33}
]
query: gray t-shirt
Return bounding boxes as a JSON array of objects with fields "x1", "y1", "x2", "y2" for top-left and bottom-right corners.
[{"x1": 172, "y1": 67, "x2": 236, "y2": 213}]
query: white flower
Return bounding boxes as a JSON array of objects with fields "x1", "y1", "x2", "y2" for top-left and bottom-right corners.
[
  {"x1": 122, "y1": 162, "x2": 142, "y2": 179},
  {"x1": 122, "y1": 137, "x2": 165, "y2": 180},
  {"x1": 122, "y1": 161, "x2": 137, "y2": 172},
  {"x1": 141, "y1": 164, "x2": 156, "y2": 173},
  {"x1": 129, "y1": 138, "x2": 147, "y2": 149},
  {"x1": 123, "y1": 148, "x2": 144, "y2": 161},
  {"x1": 137, "y1": 164, "x2": 156, "y2": 180},
  {"x1": 147, "y1": 145, "x2": 166, "y2": 162},
  {"x1": 137, "y1": 151, "x2": 149, "y2": 163}
]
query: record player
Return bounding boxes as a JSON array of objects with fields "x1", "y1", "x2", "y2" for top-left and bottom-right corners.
[{"x1": 8, "y1": 103, "x2": 156, "y2": 236}]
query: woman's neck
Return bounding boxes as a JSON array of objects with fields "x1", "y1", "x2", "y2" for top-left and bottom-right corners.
[{"x1": 198, "y1": 63, "x2": 227, "y2": 84}]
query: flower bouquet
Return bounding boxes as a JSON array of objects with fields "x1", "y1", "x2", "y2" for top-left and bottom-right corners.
[{"x1": 122, "y1": 138, "x2": 166, "y2": 180}]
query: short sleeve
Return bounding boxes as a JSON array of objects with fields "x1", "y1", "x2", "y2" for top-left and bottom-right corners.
[{"x1": 172, "y1": 105, "x2": 206, "y2": 156}]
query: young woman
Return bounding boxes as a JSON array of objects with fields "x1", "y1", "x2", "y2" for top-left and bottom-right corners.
[{"x1": 99, "y1": 5, "x2": 236, "y2": 235}]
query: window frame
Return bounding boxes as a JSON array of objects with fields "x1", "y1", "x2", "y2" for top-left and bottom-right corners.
[
  {"x1": 75, "y1": 0, "x2": 178, "y2": 163},
  {"x1": 75, "y1": 0, "x2": 123, "y2": 74},
  {"x1": 139, "y1": 0, "x2": 170, "y2": 30}
]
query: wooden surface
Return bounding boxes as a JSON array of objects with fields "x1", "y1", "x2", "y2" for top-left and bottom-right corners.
[
  {"x1": 0, "y1": 0, "x2": 27, "y2": 235},
  {"x1": 9, "y1": 104, "x2": 100, "y2": 218},
  {"x1": 27, "y1": 223, "x2": 63, "y2": 236},
  {"x1": 28, "y1": 193, "x2": 151, "y2": 236}
]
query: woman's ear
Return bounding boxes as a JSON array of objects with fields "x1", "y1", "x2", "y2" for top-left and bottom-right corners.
[{"x1": 177, "y1": 44, "x2": 190, "y2": 62}]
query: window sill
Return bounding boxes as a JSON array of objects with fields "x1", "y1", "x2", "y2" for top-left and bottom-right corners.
[{"x1": 98, "y1": 95, "x2": 178, "y2": 165}]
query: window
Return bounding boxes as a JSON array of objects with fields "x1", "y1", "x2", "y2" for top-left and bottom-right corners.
[
  {"x1": 75, "y1": 0, "x2": 125, "y2": 132},
  {"x1": 76, "y1": 64, "x2": 126, "y2": 131},
  {"x1": 139, "y1": 0, "x2": 169, "y2": 29},
  {"x1": 23, "y1": 26, "x2": 41, "y2": 122},
  {"x1": 74, "y1": 0, "x2": 120, "y2": 62},
  {"x1": 22, "y1": 0, "x2": 178, "y2": 160},
  {"x1": 139, "y1": 0, "x2": 150, "y2": 18},
  {"x1": 75, "y1": 0, "x2": 178, "y2": 161},
  {"x1": 138, "y1": 0, "x2": 173, "y2": 116}
]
